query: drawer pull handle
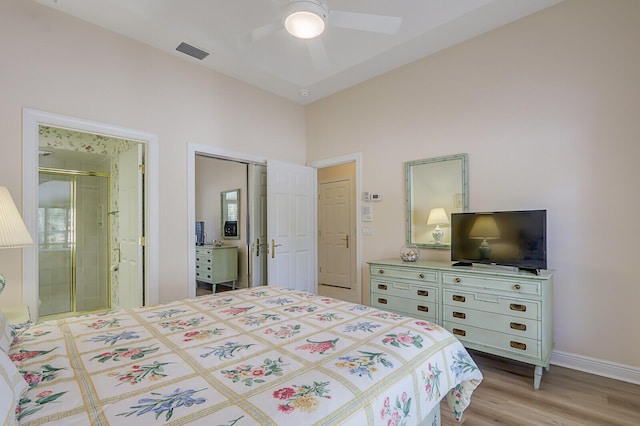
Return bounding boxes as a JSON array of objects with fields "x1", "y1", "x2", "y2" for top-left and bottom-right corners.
[
  {"x1": 417, "y1": 290, "x2": 428, "y2": 297},
  {"x1": 452, "y1": 328, "x2": 466, "y2": 337},
  {"x1": 510, "y1": 303, "x2": 527, "y2": 312},
  {"x1": 513, "y1": 284, "x2": 521, "y2": 290},
  {"x1": 510, "y1": 341, "x2": 527, "y2": 350},
  {"x1": 378, "y1": 298, "x2": 388, "y2": 305},
  {"x1": 454, "y1": 277, "x2": 461, "y2": 283},
  {"x1": 378, "y1": 284, "x2": 388, "y2": 291},
  {"x1": 418, "y1": 273, "x2": 425, "y2": 279},
  {"x1": 452, "y1": 295, "x2": 466, "y2": 302},
  {"x1": 417, "y1": 305, "x2": 429, "y2": 312},
  {"x1": 378, "y1": 269, "x2": 385, "y2": 274},
  {"x1": 452, "y1": 311, "x2": 466, "y2": 319},
  {"x1": 510, "y1": 322, "x2": 527, "y2": 331}
]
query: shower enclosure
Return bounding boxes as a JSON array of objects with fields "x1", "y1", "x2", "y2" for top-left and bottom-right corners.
[{"x1": 38, "y1": 169, "x2": 110, "y2": 316}]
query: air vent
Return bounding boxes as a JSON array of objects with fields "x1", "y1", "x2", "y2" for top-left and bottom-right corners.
[{"x1": 176, "y1": 42, "x2": 210, "y2": 60}]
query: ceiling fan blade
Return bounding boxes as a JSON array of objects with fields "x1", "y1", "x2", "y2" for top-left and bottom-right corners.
[
  {"x1": 306, "y1": 38, "x2": 330, "y2": 71},
  {"x1": 249, "y1": 20, "x2": 283, "y2": 43},
  {"x1": 329, "y1": 10, "x2": 402, "y2": 34}
]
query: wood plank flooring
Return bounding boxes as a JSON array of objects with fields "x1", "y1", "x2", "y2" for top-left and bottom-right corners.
[{"x1": 441, "y1": 350, "x2": 640, "y2": 426}]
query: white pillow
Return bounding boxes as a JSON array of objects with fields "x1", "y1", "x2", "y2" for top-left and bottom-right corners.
[
  {"x1": 0, "y1": 350, "x2": 27, "y2": 426},
  {"x1": 0, "y1": 310, "x2": 14, "y2": 353}
]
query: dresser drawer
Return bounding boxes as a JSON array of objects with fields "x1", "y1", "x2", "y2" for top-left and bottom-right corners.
[
  {"x1": 196, "y1": 270, "x2": 213, "y2": 283},
  {"x1": 443, "y1": 272, "x2": 541, "y2": 296},
  {"x1": 371, "y1": 294, "x2": 436, "y2": 321},
  {"x1": 196, "y1": 255, "x2": 212, "y2": 264},
  {"x1": 196, "y1": 247, "x2": 214, "y2": 256},
  {"x1": 370, "y1": 265, "x2": 438, "y2": 283},
  {"x1": 443, "y1": 289, "x2": 539, "y2": 320},
  {"x1": 371, "y1": 279, "x2": 437, "y2": 302},
  {"x1": 196, "y1": 263, "x2": 212, "y2": 273},
  {"x1": 443, "y1": 305, "x2": 539, "y2": 339},
  {"x1": 444, "y1": 321, "x2": 540, "y2": 358}
]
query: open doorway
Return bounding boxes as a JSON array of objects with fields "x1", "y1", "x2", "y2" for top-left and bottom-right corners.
[
  {"x1": 37, "y1": 127, "x2": 145, "y2": 317},
  {"x1": 192, "y1": 152, "x2": 269, "y2": 297},
  {"x1": 188, "y1": 145, "x2": 317, "y2": 297},
  {"x1": 318, "y1": 164, "x2": 357, "y2": 290},
  {"x1": 22, "y1": 108, "x2": 159, "y2": 320},
  {"x1": 194, "y1": 155, "x2": 248, "y2": 295},
  {"x1": 311, "y1": 154, "x2": 362, "y2": 304}
]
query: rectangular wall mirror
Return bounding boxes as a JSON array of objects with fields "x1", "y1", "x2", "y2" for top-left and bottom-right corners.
[
  {"x1": 406, "y1": 153, "x2": 468, "y2": 249},
  {"x1": 221, "y1": 188, "x2": 240, "y2": 239}
]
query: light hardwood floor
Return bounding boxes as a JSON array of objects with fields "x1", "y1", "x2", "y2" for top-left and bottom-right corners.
[{"x1": 441, "y1": 350, "x2": 640, "y2": 426}]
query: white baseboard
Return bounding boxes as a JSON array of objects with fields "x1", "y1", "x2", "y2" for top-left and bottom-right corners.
[{"x1": 551, "y1": 350, "x2": 640, "y2": 385}]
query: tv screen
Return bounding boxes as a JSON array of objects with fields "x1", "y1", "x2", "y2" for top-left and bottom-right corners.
[{"x1": 451, "y1": 210, "x2": 547, "y2": 271}]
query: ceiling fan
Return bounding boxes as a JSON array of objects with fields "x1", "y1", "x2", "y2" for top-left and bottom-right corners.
[{"x1": 248, "y1": 0, "x2": 402, "y2": 70}]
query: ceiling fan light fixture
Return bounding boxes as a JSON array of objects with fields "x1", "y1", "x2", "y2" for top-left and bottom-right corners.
[{"x1": 283, "y1": 0, "x2": 327, "y2": 39}]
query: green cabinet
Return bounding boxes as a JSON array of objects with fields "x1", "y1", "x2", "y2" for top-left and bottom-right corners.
[
  {"x1": 369, "y1": 259, "x2": 553, "y2": 389},
  {"x1": 196, "y1": 245, "x2": 238, "y2": 292}
]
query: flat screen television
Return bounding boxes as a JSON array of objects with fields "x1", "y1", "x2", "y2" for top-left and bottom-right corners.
[{"x1": 451, "y1": 210, "x2": 547, "y2": 272}]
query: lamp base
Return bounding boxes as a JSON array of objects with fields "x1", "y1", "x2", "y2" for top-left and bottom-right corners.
[
  {"x1": 478, "y1": 239, "x2": 491, "y2": 259},
  {"x1": 432, "y1": 226, "x2": 444, "y2": 244},
  {"x1": 0, "y1": 273, "x2": 5, "y2": 295}
]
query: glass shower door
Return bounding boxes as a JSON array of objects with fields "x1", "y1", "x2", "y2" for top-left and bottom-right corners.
[
  {"x1": 38, "y1": 174, "x2": 74, "y2": 316},
  {"x1": 74, "y1": 174, "x2": 109, "y2": 312}
]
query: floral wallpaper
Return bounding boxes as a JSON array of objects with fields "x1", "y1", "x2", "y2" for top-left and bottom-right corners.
[
  {"x1": 39, "y1": 125, "x2": 135, "y2": 155},
  {"x1": 39, "y1": 125, "x2": 140, "y2": 309}
]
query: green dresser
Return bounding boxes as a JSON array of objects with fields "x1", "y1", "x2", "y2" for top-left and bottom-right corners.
[
  {"x1": 196, "y1": 245, "x2": 238, "y2": 292},
  {"x1": 369, "y1": 259, "x2": 553, "y2": 389}
]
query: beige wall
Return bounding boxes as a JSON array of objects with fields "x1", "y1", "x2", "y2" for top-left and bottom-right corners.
[
  {"x1": 0, "y1": 0, "x2": 305, "y2": 305},
  {"x1": 306, "y1": 0, "x2": 640, "y2": 368}
]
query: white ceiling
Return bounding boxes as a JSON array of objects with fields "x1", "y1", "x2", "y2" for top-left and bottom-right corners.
[{"x1": 33, "y1": 0, "x2": 563, "y2": 105}]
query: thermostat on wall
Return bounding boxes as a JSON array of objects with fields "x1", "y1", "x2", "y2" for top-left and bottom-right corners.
[{"x1": 371, "y1": 193, "x2": 383, "y2": 201}]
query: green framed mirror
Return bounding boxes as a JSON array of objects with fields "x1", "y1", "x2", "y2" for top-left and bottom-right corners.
[
  {"x1": 221, "y1": 188, "x2": 240, "y2": 240},
  {"x1": 406, "y1": 153, "x2": 468, "y2": 249}
]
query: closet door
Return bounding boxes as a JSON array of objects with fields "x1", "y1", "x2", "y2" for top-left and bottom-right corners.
[
  {"x1": 267, "y1": 160, "x2": 317, "y2": 293},
  {"x1": 249, "y1": 164, "x2": 267, "y2": 287}
]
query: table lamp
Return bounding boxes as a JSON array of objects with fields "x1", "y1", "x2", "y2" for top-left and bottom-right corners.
[
  {"x1": 0, "y1": 186, "x2": 33, "y2": 295},
  {"x1": 427, "y1": 207, "x2": 449, "y2": 244}
]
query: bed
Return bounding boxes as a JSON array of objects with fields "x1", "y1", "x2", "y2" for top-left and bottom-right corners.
[{"x1": 2, "y1": 286, "x2": 482, "y2": 425}]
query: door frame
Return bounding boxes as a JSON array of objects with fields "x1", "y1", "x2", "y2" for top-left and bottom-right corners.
[
  {"x1": 309, "y1": 153, "x2": 363, "y2": 304},
  {"x1": 22, "y1": 108, "x2": 159, "y2": 319},
  {"x1": 187, "y1": 143, "x2": 267, "y2": 298}
]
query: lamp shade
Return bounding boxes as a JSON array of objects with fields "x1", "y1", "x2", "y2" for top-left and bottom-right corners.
[
  {"x1": 469, "y1": 215, "x2": 500, "y2": 240},
  {"x1": 283, "y1": 0, "x2": 327, "y2": 39},
  {"x1": 426, "y1": 207, "x2": 449, "y2": 226},
  {"x1": 0, "y1": 186, "x2": 33, "y2": 248}
]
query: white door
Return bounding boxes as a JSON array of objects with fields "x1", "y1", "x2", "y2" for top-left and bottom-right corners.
[
  {"x1": 249, "y1": 164, "x2": 267, "y2": 287},
  {"x1": 267, "y1": 160, "x2": 317, "y2": 293},
  {"x1": 118, "y1": 144, "x2": 143, "y2": 308},
  {"x1": 318, "y1": 178, "x2": 353, "y2": 289}
]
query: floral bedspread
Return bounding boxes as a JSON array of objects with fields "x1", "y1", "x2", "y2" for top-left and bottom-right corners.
[{"x1": 9, "y1": 286, "x2": 482, "y2": 425}]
